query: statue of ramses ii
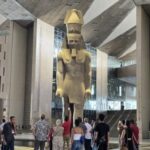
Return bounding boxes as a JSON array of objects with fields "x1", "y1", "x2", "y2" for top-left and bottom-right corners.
[{"x1": 56, "y1": 9, "x2": 91, "y2": 121}]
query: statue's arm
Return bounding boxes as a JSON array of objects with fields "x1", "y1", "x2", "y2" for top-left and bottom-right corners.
[
  {"x1": 84, "y1": 52, "x2": 92, "y2": 97},
  {"x1": 56, "y1": 52, "x2": 64, "y2": 97}
]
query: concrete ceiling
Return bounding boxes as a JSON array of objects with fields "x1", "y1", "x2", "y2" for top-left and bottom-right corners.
[
  {"x1": 82, "y1": 0, "x2": 135, "y2": 47},
  {"x1": 0, "y1": 0, "x2": 35, "y2": 20},
  {"x1": 100, "y1": 27, "x2": 136, "y2": 57},
  {"x1": 16, "y1": 0, "x2": 94, "y2": 27}
]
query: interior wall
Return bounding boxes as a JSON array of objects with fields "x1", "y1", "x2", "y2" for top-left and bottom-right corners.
[
  {"x1": 8, "y1": 22, "x2": 27, "y2": 126},
  {"x1": 31, "y1": 19, "x2": 54, "y2": 123},
  {"x1": 137, "y1": 6, "x2": 150, "y2": 139},
  {"x1": 96, "y1": 50, "x2": 108, "y2": 114},
  {"x1": 0, "y1": 34, "x2": 8, "y2": 120}
]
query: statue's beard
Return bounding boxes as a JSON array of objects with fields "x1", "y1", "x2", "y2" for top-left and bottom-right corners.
[{"x1": 69, "y1": 44, "x2": 79, "y2": 49}]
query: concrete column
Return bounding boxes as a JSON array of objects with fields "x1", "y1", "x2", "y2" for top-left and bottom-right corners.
[
  {"x1": 96, "y1": 50, "x2": 108, "y2": 114},
  {"x1": 137, "y1": 6, "x2": 150, "y2": 139},
  {"x1": 23, "y1": 25, "x2": 34, "y2": 126},
  {"x1": 31, "y1": 19, "x2": 54, "y2": 123},
  {"x1": 7, "y1": 22, "x2": 27, "y2": 126}
]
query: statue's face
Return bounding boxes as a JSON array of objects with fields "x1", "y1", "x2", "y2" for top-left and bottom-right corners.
[{"x1": 67, "y1": 35, "x2": 81, "y2": 49}]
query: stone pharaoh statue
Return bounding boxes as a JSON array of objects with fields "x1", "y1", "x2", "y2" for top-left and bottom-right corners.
[{"x1": 56, "y1": 9, "x2": 91, "y2": 120}]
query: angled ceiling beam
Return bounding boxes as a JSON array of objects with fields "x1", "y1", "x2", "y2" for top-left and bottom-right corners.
[
  {"x1": 82, "y1": 0, "x2": 135, "y2": 47},
  {"x1": 101, "y1": 7, "x2": 136, "y2": 46},
  {"x1": 84, "y1": 0, "x2": 119, "y2": 24},
  {"x1": 119, "y1": 50, "x2": 136, "y2": 61},
  {"x1": 99, "y1": 27, "x2": 136, "y2": 57},
  {"x1": 119, "y1": 42, "x2": 136, "y2": 58}
]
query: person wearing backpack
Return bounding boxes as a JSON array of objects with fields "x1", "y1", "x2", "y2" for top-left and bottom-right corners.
[{"x1": 94, "y1": 114, "x2": 110, "y2": 150}]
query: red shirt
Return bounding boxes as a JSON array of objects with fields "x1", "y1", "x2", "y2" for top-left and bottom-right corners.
[
  {"x1": 48, "y1": 128, "x2": 54, "y2": 141},
  {"x1": 130, "y1": 124, "x2": 139, "y2": 144},
  {"x1": 62, "y1": 120, "x2": 71, "y2": 136}
]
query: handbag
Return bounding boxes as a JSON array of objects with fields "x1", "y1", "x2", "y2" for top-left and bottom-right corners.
[{"x1": 80, "y1": 135, "x2": 85, "y2": 144}]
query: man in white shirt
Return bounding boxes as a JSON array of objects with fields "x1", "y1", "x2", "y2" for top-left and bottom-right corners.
[
  {"x1": 84, "y1": 118, "x2": 92, "y2": 150},
  {"x1": 32, "y1": 114, "x2": 50, "y2": 150}
]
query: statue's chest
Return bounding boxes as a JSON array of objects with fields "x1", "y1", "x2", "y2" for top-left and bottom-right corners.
[{"x1": 65, "y1": 59, "x2": 84, "y2": 72}]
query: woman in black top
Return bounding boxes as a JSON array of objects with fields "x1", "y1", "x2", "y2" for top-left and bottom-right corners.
[
  {"x1": 125, "y1": 120, "x2": 134, "y2": 150},
  {"x1": 94, "y1": 114, "x2": 110, "y2": 150}
]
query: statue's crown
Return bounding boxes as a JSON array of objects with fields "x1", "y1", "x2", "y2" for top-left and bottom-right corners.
[{"x1": 64, "y1": 9, "x2": 83, "y2": 25}]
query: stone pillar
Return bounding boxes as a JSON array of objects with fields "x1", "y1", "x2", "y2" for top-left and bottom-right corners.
[
  {"x1": 96, "y1": 50, "x2": 108, "y2": 114},
  {"x1": 7, "y1": 22, "x2": 27, "y2": 126},
  {"x1": 31, "y1": 19, "x2": 54, "y2": 123},
  {"x1": 137, "y1": 6, "x2": 150, "y2": 139},
  {"x1": 23, "y1": 25, "x2": 34, "y2": 126}
]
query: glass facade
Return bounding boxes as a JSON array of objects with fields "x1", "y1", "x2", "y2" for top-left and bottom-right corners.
[{"x1": 108, "y1": 56, "x2": 136, "y2": 110}]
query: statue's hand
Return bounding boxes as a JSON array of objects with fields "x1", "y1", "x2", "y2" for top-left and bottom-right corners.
[
  {"x1": 84, "y1": 89, "x2": 91, "y2": 99},
  {"x1": 56, "y1": 89, "x2": 63, "y2": 97}
]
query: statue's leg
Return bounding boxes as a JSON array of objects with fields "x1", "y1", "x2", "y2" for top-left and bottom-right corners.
[
  {"x1": 74, "y1": 103, "x2": 84, "y2": 120},
  {"x1": 63, "y1": 96, "x2": 70, "y2": 118}
]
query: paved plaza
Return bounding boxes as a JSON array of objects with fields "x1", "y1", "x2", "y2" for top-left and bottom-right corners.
[
  {"x1": 13, "y1": 133, "x2": 150, "y2": 150},
  {"x1": 14, "y1": 146, "x2": 150, "y2": 150},
  {"x1": 1, "y1": 133, "x2": 150, "y2": 150}
]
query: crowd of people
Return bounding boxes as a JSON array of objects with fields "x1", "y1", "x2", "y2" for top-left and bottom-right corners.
[
  {"x1": 0, "y1": 113, "x2": 139, "y2": 150},
  {"x1": 32, "y1": 113, "x2": 110, "y2": 150},
  {"x1": 117, "y1": 119, "x2": 139, "y2": 150}
]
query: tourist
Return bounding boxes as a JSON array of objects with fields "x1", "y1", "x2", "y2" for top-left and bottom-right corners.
[
  {"x1": 121, "y1": 120, "x2": 133, "y2": 150},
  {"x1": 2, "y1": 116, "x2": 16, "y2": 150},
  {"x1": 94, "y1": 114, "x2": 110, "y2": 150},
  {"x1": 52, "y1": 119, "x2": 64, "y2": 150},
  {"x1": 0, "y1": 119, "x2": 6, "y2": 150},
  {"x1": 91, "y1": 119, "x2": 98, "y2": 150},
  {"x1": 117, "y1": 120, "x2": 126, "y2": 149},
  {"x1": 62, "y1": 110, "x2": 71, "y2": 149},
  {"x1": 78, "y1": 117, "x2": 87, "y2": 135},
  {"x1": 84, "y1": 118, "x2": 92, "y2": 150},
  {"x1": 33, "y1": 114, "x2": 49, "y2": 150},
  {"x1": 130, "y1": 119, "x2": 139, "y2": 150},
  {"x1": 78, "y1": 117, "x2": 87, "y2": 150},
  {"x1": 71, "y1": 119, "x2": 84, "y2": 150}
]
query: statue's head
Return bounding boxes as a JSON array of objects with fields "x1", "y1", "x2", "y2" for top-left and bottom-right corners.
[{"x1": 64, "y1": 9, "x2": 84, "y2": 49}]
